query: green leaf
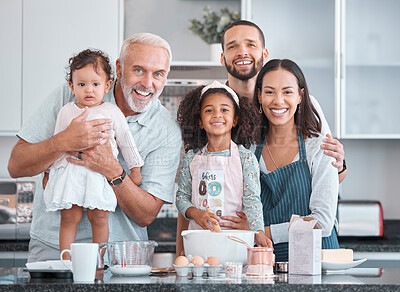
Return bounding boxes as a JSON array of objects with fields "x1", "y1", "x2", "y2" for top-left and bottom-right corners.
[{"x1": 188, "y1": 6, "x2": 240, "y2": 44}]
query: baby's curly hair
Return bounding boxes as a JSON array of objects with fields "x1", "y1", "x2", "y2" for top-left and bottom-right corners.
[
  {"x1": 177, "y1": 85, "x2": 261, "y2": 152},
  {"x1": 66, "y1": 48, "x2": 114, "y2": 83}
]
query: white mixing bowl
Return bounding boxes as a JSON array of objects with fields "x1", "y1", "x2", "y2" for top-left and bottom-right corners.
[{"x1": 181, "y1": 230, "x2": 256, "y2": 265}]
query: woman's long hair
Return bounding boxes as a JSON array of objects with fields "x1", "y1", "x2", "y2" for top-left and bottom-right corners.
[{"x1": 253, "y1": 59, "x2": 321, "y2": 140}]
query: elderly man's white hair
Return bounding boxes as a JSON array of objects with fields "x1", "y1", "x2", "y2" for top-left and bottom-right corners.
[{"x1": 119, "y1": 33, "x2": 172, "y2": 71}]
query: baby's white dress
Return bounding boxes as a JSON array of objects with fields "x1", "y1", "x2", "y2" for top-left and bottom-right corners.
[{"x1": 43, "y1": 102, "x2": 143, "y2": 212}]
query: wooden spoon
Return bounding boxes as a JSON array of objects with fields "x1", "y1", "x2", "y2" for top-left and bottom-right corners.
[{"x1": 206, "y1": 206, "x2": 222, "y2": 233}]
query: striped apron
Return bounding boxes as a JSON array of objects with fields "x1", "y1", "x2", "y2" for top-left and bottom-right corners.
[{"x1": 255, "y1": 130, "x2": 339, "y2": 262}]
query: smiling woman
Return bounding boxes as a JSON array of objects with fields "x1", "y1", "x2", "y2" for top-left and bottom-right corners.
[{"x1": 251, "y1": 59, "x2": 339, "y2": 262}]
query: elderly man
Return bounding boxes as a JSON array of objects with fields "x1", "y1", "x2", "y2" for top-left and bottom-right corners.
[{"x1": 8, "y1": 33, "x2": 182, "y2": 262}]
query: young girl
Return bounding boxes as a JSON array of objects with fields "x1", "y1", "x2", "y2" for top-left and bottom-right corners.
[
  {"x1": 43, "y1": 49, "x2": 144, "y2": 258},
  {"x1": 175, "y1": 80, "x2": 271, "y2": 255},
  {"x1": 253, "y1": 59, "x2": 339, "y2": 261}
]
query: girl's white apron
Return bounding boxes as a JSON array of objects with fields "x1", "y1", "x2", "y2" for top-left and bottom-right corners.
[{"x1": 189, "y1": 141, "x2": 244, "y2": 230}]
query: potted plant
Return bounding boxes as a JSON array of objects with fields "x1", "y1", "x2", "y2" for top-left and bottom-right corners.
[{"x1": 189, "y1": 6, "x2": 240, "y2": 62}]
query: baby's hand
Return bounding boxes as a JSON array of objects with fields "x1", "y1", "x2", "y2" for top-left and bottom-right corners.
[
  {"x1": 190, "y1": 208, "x2": 220, "y2": 231},
  {"x1": 255, "y1": 230, "x2": 273, "y2": 248}
]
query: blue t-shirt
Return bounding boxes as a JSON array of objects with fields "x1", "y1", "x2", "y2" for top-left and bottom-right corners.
[{"x1": 18, "y1": 81, "x2": 182, "y2": 248}]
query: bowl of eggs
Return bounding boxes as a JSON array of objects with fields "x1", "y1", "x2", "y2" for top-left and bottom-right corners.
[{"x1": 181, "y1": 230, "x2": 257, "y2": 265}]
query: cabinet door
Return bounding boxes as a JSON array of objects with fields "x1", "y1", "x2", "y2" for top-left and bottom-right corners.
[
  {"x1": 251, "y1": 0, "x2": 336, "y2": 135},
  {"x1": 22, "y1": 0, "x2": 122, "y2": 124},
  {"x1": 343, "y1": 0, "x2": 400, "y2": 138},
  {"x1": 0, "y1": 0, "x2": 22, "y2": 132}
]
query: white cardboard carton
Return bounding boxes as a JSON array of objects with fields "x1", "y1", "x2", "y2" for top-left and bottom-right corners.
[{"x1": 288, "y1": 214, "x2": 322, "y2": 275}]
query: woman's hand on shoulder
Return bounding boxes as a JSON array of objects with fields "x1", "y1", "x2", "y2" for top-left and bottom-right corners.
[{"x1": 219, "y1": 212, "x2": 250, "y2": 230}]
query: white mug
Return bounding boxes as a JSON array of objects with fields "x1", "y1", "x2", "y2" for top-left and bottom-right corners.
[{"x1": 60, "y1": 243, "x2": 100, "y2": 283}]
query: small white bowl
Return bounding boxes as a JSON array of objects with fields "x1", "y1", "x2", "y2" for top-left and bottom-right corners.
[{"x1": 173, "y1": 265, "x2": 190, "y2": 277}]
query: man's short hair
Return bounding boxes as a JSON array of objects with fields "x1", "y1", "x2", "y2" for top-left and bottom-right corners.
[
  {"x1": 221, "y1": 20, "x2": 265, "y2": 51},
  {"x1": 120, "y1": 33, "x2": 172, "y2": 71}
]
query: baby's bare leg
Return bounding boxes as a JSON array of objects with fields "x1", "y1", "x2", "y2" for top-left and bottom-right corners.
[
  {"x1": 60, "y1": 205, "x2": 83, "y2": 259},
  {"x1": 87, "y1": 208, "x2": 110, "y2": 244}
]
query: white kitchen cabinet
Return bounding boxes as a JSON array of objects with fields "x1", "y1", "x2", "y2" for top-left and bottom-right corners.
[
  {"x1": 250, "y1": 0, "x2": 336, "y2": 135},
  {"x1": 248, "y1": 0, "x2": 400, "y2": 139},
  {"x1": 341, "y1": 0, "x2": 400, "y2": 138},
  {"x1": 124, "y1": 0, "x2": 240, "y2": 63},
  {"x1": 22, "y1": 0, "x2": 123, "y2": 124},
  {"x1": 0, "y1": 0, "x2": 123, "y2": 135},
  {"x1": 0, "y1": 0, "x2": 22, "y2": 133}
]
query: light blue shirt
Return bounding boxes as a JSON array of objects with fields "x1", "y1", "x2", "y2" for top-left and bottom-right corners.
[{"x1": 18, "y1": 82, "x2": 182, "y2": 248}]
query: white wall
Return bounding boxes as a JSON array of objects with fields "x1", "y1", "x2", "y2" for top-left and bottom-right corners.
[
  {"x1": 0, "y1": 137, "x2": 17, "y2": 178},
  {"x1": 340, "y1": 140, "x2": 400, "y2": 219}
]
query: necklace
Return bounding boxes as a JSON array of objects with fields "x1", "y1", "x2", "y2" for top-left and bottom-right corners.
[{"x1": 266, "y1": 142, "x2": 280, "y2": 169}]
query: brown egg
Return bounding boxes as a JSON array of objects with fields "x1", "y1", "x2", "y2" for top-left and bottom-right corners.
[
  {"x1": 206, "y1": 256, "x2": 220, "y2": 266},
  {"x1": 190, "y1": 255, "x2": 205, "y2": 266},
  {"x1": 174, "y1": 256, "x2": 189, "y2": 266}
]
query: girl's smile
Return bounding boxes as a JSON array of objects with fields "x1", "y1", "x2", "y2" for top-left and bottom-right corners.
[{"x1": 199, "y1": 93, "x2": 238, "y2": 144}]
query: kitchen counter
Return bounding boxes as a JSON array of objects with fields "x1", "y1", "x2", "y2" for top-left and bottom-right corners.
[
  {"x1": 1, "y1": 267, "x2": 400, "y2": 291},
  {"x1": 0, "y1": 241, "x2": 29, "y2": 252},
  {"x1": 339, "y1": 220, "x2": 400, "y2": 252},
  {"x1": 1, "y1": 220, "x2": 400, "y2": 254},
  {"x1": 148, "y1": 219, "x2": 400, "y2": 253}
]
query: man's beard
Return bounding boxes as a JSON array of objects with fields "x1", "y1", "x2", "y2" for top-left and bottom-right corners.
[
  {"x1": 120, "y1": 73, "x2": 162, "y2": 113},
  {"x1": 224, "y1": 56, "x2": 263, "y2": 81}
]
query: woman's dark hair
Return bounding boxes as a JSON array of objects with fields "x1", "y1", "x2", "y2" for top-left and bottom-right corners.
[
  {"x1": 177, "y1": 86, "x2": 260, "y2": 152},
  {"x1": 66, "y1": 48, "x2": 114, "y2": 82},
  {"x1": 253, "y1": 59, "x2": 321, "y2": 139}
]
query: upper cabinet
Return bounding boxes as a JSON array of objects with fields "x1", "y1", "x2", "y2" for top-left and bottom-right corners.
[
  {"x1": 250, "y1": 0, "x2": 336, "y2": 136},
  {"x1": 0, "y1": 0, "x2": 123, "y2": 135},
  {"x1": 249, "y1": 0, "x2": 400, "y2": 138},
  {"x1": 0, "y1": 0, "x2": 22, "y2": 133},
  {"x1": 124, "y1": 0, "x2": 241, "y2": 64},
  {"x1": 22, "y1": 0, "x2": 123, "y2": 125},
  {"x1": 341, "y1": 0, "x2": 400, "y2": 138}
]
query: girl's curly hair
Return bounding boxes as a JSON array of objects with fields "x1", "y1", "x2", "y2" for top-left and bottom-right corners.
[{"x1": 177, "y1": 85, "x2": 261, "y2": 152}]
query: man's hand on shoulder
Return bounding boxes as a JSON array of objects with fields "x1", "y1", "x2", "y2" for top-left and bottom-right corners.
[{"x1": 320, "y1": 134, "x2": 347, "y2": 183}]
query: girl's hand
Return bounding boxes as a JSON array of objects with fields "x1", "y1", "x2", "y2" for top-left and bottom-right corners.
[
  {"x1": 255, "y1": 230, "x2": 273, "y2": 248},
  {"x1": 219, "y1": 211, "x2": 250, "y2": 230},
  {"x1": 186, "y1": 207, "x2": 220, "y2": 231}
]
